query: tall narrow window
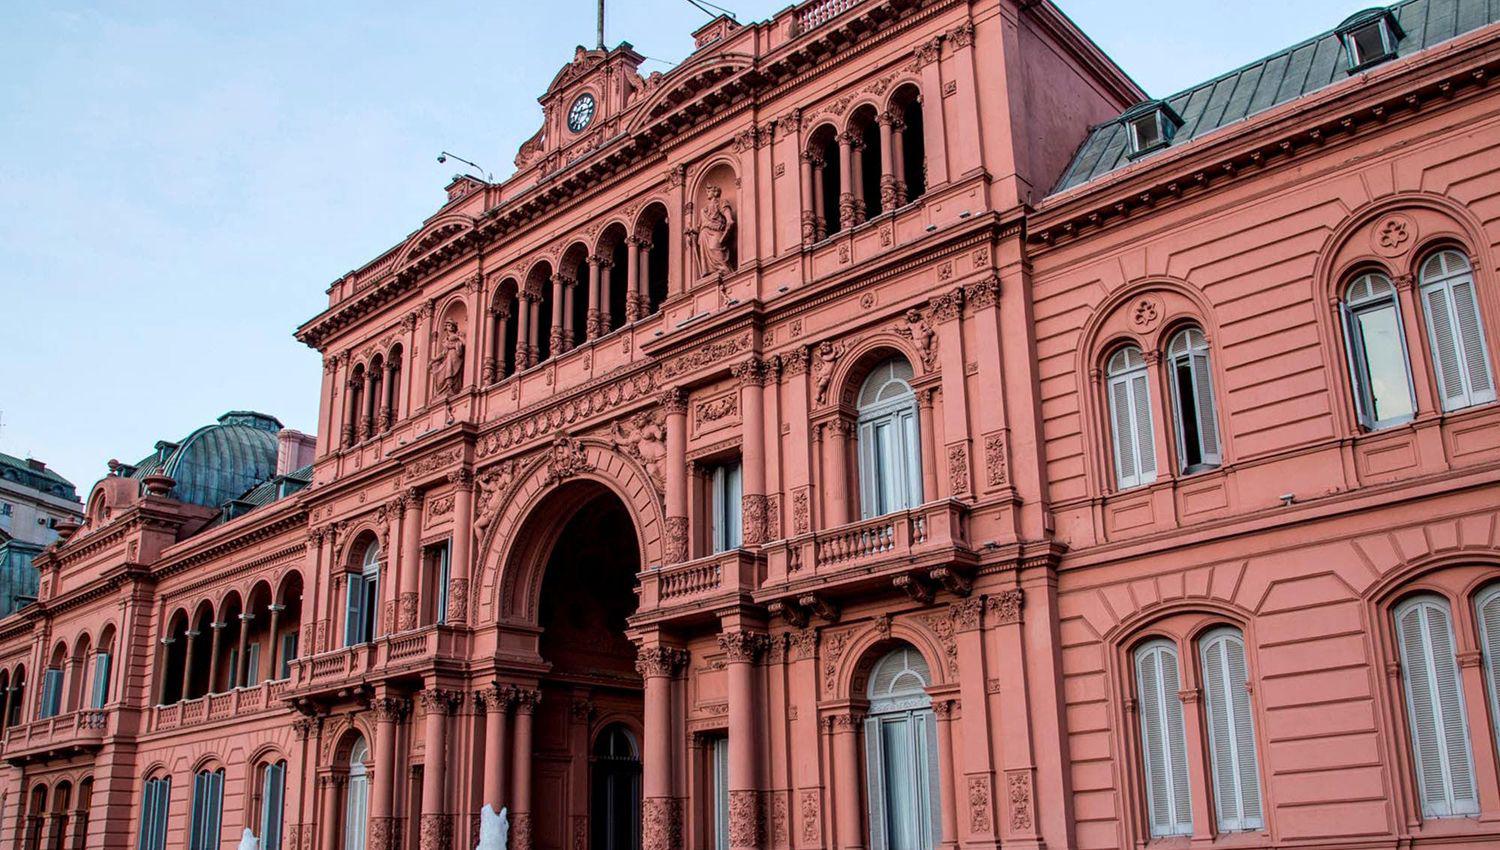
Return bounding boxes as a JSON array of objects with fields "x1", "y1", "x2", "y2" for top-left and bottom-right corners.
[
  {"x1": 1166, "y1": 328, "x2": 1222, "y2": 473},
  {"x1": 91, "y1": 651, "x2": 111, "y2": 708},
  {"x1": 426, "y1": 542, "x2": 452, "y2": 626},
  {"x1": 857, "y1": 358, "x2": 922, "y2": 518},
  {"x1": 1394, "y1": 596, "x2": 1478, "y2": 817},
  {"x1": 39, "y1": 667, "x2": 63, "y2": 719},
  {"x1": 259, "y1": 760, "x2": 287, "y2": 850},
  {"x1": 279, "y1": 632, "x2": 299, "y2": 680},
  {"x1": 590, "y1": 725, "x2": 641, "y2": 850},
  {"x1": 136, "y1": 776, "x2": 170, "y2": 850},
  {"x1": 344, "y1": 737, "x2": 370, "y2": 850},
  {"x1": 1419, "y1": 250, "x2": 1494, "y2": 412},
  {"x1": 708, "y1": 461, "x2": 742, "y2": 553},
  {"x1": 1107, "y1": 347, "x2": 1157, "y2": 490},
  {"x1": 243, "y1": 643, "x2": 260, "y2": 686},
  {"x1": 1476, "y1": 586, "x2": 1500, "y2": 752},
  {"x1": 710, "y1": 735, "x2": 730, "y2": 850},
  {"x1": 188, "y1": 768, "x2": 225, "y2": 850},
  {"x1": 345, "y1": 543, "x2": 380, "y2": 646},
  {"x1": 1342, "y1": 272, "x2": 1416, "y2": 429},
  {"x1": 1199, "y1": 628, "x2": 1262, "y2": 831},
  {"x1": 1134, "y1": 640, "x2": 1192, "y2": 837},
  {"x1": 864, "y1": 646, "x2": 942, "y2": 850}
]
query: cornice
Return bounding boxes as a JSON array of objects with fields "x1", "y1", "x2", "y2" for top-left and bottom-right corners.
[{"x1": 150, "y1": 508, "x2": 311, "y2": 581}]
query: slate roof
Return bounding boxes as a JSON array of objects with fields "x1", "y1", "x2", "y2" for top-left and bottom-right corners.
[
  {"x1": 1051, "y1": 0, "x2": 1500, "y2": 194},
  {"x1": 0, "y1": 452, "x2": 79, "y2": 501}
]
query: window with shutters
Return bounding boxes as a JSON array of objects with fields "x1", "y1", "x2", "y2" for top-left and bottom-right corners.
[
  {"x1": 857, "y1": 358, "x2": 923, "y2": 518},
  {"x1": 39, "y1": 666, "x2": 63, "y2": 719},
  {"x1": 709, "y1": 734, "x2": 730, "y2": 850},
  {"x1": 1165, "y1": 328, "x2": 1222, "y2": 473},
  {"x1": 1393, "y1": 595, "x2": 1479, "y2": 818},
  {"x1": 188, "y1": 768, "x2": 225, "y2": 850},
  {"x1": 1418, "y1": 250, "x2": 1494, "y2": 413},
  {"x1": 1342, "y1": 272, "x2": 1417, "y2": 429},
  {"x1": 1198, "y1": 628, "x2": 1262, "y2": 832},
  {"x1": 1106, "y1": 346, "x2": 1158, "y2": 490},
  {"x1": 1476, "y1": 585, "x2": 1500, "y2": 756},
  {"x1": 1133, "y1": 639, "x2": 1193, "y2": 837},
  {"x1": 258, "y1": 760, "x2": 287, "y2": 850},
  {"x1": 423, "y1": 541, "x2": 452, "y2": 626},
  {"x1": 91, "y1": 651, "x2": 111, "y2": 708},
  {"x1": 344, "y1": 542, "x2": 380, "y2": 647},
  {"x1": 864, "y1": 646, "x2": 943, "y2": 850},
  {"x1": 136, "y1": 776, "x2": 171, "y2": 850},
  {"x1": 345, "y1": 736, "x2": 370, "y2": 850},
  {"x1": 706, "y1": 460, "x2": 742, "y2": 554}
]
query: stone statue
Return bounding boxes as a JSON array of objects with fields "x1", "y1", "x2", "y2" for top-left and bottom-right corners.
[
  {"x1": 814, "y1": 340, "x2": 843, "y2": 404},
  {"x1": 697, "y1": 185, "x2": 735, "y2": 277},
  {"x1": 610, "y1": 411, "x2": 667, "y2": 492},
  {"x1": 474, "y1": 461, "x2": 517, "y2": 536},
  {"x1": 430, "y1": 320, "x2": 466, "y2": 398},
  {"x1": 476, "y1": 804, "x2": 509, "y2": 850}
]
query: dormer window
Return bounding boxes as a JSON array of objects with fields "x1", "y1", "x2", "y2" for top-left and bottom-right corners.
[
  {"x1": 1337, "y1": 9, "x2": 1403, "y2": 72},
  {"x1": 1123, "y1": 101, "x2": 1182, "y2": 159}
]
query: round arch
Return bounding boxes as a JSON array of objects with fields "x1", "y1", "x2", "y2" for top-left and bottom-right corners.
[{"x1": 834, "y1": 619, "x2": 953, "y2": 702}]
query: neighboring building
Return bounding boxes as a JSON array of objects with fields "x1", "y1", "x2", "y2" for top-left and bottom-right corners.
[
  {"x1": 5, "y1": 2, "x2": 1500, "y2": 850},
  {"x1": 0, "y1": 453, "x2": 82, "y2": 618}
]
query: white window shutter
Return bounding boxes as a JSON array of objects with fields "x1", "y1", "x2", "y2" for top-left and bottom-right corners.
[
  {"x1": 1423, "y1": 283, "x2": 1468, "y2": 410},
  {"x1": 1340, "y1": 302, "x2": 1375, "y2": 429},
  {"x1": 1201, "y1": 630, "x2": 1262, "y2": 831},
  {"x1": 1190, "y1": 350, "x2": 1222, "y2": 466},
  {"x1": 1109, "y1": 375, "x2": 1138, "y2": 488},
  {"x1": 344, "y1": 573, "x2": 366, "y2": 645},
  {"x1": 262, "y1": 762, "x2": 286, "y2": 850},
  {"x1": 1451, "y1": 277, "x2": 1494, "y2": 403},
  {"x1": 901, "y1": 408, "x2": 922, "y2": 510},
  {"x1": 92, "y1": 651, "x2": 111, "y2": 708},
  {"x1": 713, "y1": 737, "x2": 730, "y2": 850},
  {"x1": 1396, "y1": 598, "x2": 1479, "y2": 817},
  {"x1": 1130, "y1": 372, "x2": 1157, "y2": 484},
  {"x1": 1136, "y1": 642, "x2": 1192, "y2": 836},
  {"x1": 1477, "y1": 589, "x2": 1500, "y2": 753},
  {"x1": 920, "y1": 711, "x2": 944, "y2": 847},
  {"x1": 859, "y1": 420, "x2": 878, "y2": 519},
  {"x1": 865, "y1": 716, "x2": 889, "y2": 850}
]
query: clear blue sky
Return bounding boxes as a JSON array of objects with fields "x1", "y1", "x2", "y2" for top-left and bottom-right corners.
[{"x1": 0, "y1": 0, "x2": 1368, "y2": 493}]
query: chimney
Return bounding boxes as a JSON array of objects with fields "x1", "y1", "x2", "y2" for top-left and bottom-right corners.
[
  {"x1": 26, "y1": 458, "x2": 45, "y2": 472},
  {"x1": 277, "y1": 429, "x2": 317, "y2": 475}
]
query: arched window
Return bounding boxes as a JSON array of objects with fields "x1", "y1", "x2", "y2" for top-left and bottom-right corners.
[
  {"x1": 8, "y1": 665, "x2": 27, "y2": 726},
  {"x1": 1198, "y1": 628, "x2": 1262, "y2": 831},
  {"x1": 92, "y1": 629, "x2": 114, "y2": 709},
  {"x1": 1476, "y1": 585, "x2": 1500, "y2": 754},
  {"x1": 1134, "y1": 639, "x2": 1192, "y2": 837},
  {"x1": 257, "y1": 759, "x2": 287, "y2": 850},
  {"x1": 590, "y1": 724, "x2": 641, "y2": 850},
  {"x1": 344, "y1": 737, "x2": 370, "y2": 850},
  {"x1": 1393, "y1": 595, "x2": 1478, "y2": 817},
  {"x1": 1419, "y1": 249, "x2": 1494, "y2": 411},
  {"x1": 857, "y1": 358, "x2": 922, "y2": 519},
  {"x1": 39, "y1": 644, "x2": 65, "y2": 719},
  {"x1": 1166, "y1": 328, "x2": 1222, "y2": 472},
  {"x1": 864, "y1": 646, "x2": 942, "y2": 850},
  {"x1": 1342, "y1": 272, "x2": 1416, "y2": 429},
  {"x1": 188, "y1": 767, "x2": 225, "y2": 850},
  {"x1": 344, "y1": 542, "x2": 380, "y2": 646},
  {"x1": 1106, "y1": 347, "x2": 1156, "y2": 490}
]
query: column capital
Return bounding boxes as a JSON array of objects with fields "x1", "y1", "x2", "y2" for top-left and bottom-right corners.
[
  {"x1": 659, "y1": 387, "x2": 688, "y2": 415},
  {"x1": 635, "y1": 646, "x2": 690, "y2": 678},
  {"x1": 418, "y1": 688, "x2": 462, "y2": 715},
  {"x1": 513, "y1": 688, "x2": 542, "y2": 714},
  {"x1": 985, "y1": 589, "x2": 1023, "y2": 626},
  {"x1": 717, "y1": 629, "x2": 770, "y2": 663},
  {"x1": 371, "y1": 696, "x2": 411, "y2": 723}
]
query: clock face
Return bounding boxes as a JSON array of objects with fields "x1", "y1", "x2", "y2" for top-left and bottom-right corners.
[{"x1": 567, "y1": 93, "x2": 596, "y2": 133}]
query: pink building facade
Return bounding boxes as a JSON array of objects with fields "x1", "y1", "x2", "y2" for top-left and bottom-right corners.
[{"x1": 6, "y1": 2, "x2": 1500, "y2": 850}]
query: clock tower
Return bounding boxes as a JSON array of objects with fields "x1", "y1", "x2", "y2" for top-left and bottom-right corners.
[{"x1": 513, "y1": 41, "x2": 650, "y2": 175}]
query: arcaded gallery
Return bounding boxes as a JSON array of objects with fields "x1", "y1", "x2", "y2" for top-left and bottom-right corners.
[{"x1": 6, "y1": 1, "x2": 1500, "y2": 849}]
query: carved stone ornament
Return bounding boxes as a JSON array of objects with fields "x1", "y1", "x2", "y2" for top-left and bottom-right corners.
[
  {"x1": 609, "y1": 410, "x2": 667, "y2": 493},
  {"x1": 969, "y1": 774, "x2": 994, "y2": 834},
  {"x1": 474, "y1": 460, "x2": 518, "y2": 537},
  {"x1": 987, "y1": 589, "x2": 1023, "y2": 626},
  {"x1": 1372, "y1": 212, "x2": 1416, "y2": 258},
  {"x1": 642, "y1": 797, "x2": 683, "y2": 850},
  {"x1": 947, "y1": 442, "x2": 971, "y2": 497},
  {"x1": 728, "y1": 790, "x2": 764, "y2": 848},
  {"x1": 664, "y1": 515, "x2": 689, "y2": 564},
  {"x1": 1006, "y1": 769, "x2": 1033, "y2": 832},
  {"x1": 799, "y1": 790, "x2": 821, "y2": 846},
  {"x1": 813, "y1": 340, "x2": 845, "y2": 405},
  {"x1": 635, "y1": 646, "x2": 690, "y2": 678},
  {"x1": 984, "y1": 432, "x2": 1008, "y2": 487},
  {"x1": 1130, "y1": 295, "x2": 1164, "y2": 332},
  {"x1": 718, "y1": 630, "x2": 770, "y2": 663},
  {"x1": 894, "y1": 307, "x2": 938, "y2": 372},
  {"x1": 541, "y1": 433, "x2": 592, "y2": 487}
]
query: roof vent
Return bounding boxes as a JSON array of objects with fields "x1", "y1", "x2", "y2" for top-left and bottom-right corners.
[
  {"x1": 1122, "y1": 100, "x2": 1182, "y2": 159},
  {"x1": 1337, "y1": 8, "x2": 1403, "y2": 73}
]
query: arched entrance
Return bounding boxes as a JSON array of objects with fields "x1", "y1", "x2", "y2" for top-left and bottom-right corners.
[{"x1": 517, "y1": 480, "x2": 645, "y2": 850}]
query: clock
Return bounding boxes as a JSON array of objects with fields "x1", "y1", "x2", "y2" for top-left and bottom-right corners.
[{"x1": 567, "y1": 93, "x2": 597, "y2": 133}]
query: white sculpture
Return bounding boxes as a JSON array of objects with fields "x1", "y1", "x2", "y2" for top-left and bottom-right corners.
[
  {"x1": 237, "y1": 828, "x2": 260, "y2": 850},
  {"x1": 476, "y1": 804, "x2": 510, "y2": 850}
]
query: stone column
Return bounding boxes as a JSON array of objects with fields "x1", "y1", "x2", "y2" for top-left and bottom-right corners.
[
  {"x1": 236, "y1": 612, "x2": 253, "y2": 688},
  {"x1": 917, "y1": 388, "x2": 938, "y2": 503},
  {"x1": 830, "y1": 711, "x2": 865, "y2": 850},
  {"x1": 799, "y1": 150, "x2": 818, "y2": 245},
  {"x1": 637, "y1": 644, "x2": 689, "y2": 850},
  {"x1": 364, "y1": 368, "x2": 378, "y2": 439},
  {"x1": 480, "y1": 685, "x2": 512, "y2": 811},
  {"x1": 514, "y1": 291, "x2": 532, "y2": 370},
  {"x1": 342, "y1": 377, "x2": 359, "y2": 447},
  {"x1": 180, "y1": 629, "x2": 199, "y2": 700},
  {"x1": 560, "y1": 275, "x2": 577, "y2": 350},
  {"x1": 510, "y1": 689, "x2": 541, "y2": 850},
  {"x1": 419, "y1": 688, "x2": 459, "y2": 850},
  {"x1": 662, "y1": 388, "x2": 689, "y2": 564},
  {"x1": 549, "y1": 276, "x2": 565, "y2": 356},
  {"x1": 489, "y1": 305, "x2": 510, "y2": 381},
  {"x1": 811, "y1": 154, "x2": 828, "y2": 241},
  {"x1": 637, "y1": 238, "x2": 653, "y2": 318},
  {"x1": 719, "y1": 627, "x2": 768, "y2": 850},
  {"x1": 626, "y1": 238, "x2": 643, "y2": 322},
  {"x1": 837, "y1": 132, "x2": 855, "y2": 232},
  {"x1": 205, "y1": 623, "x2": 225, "y2": 694},
  {"x1": 399, "y1": 489, "x2": 422, "y2": 631},
  {"x1": 266, "y1": 604, "x2": 284, "y2": 683},
  {"x1": 821, "y1": 419, "x2": 852, "y2": 528},
  {"x1": 849, "y1": 137, "x2": 866, "y2": 225},
  {"x1": 735, "y1": 359, "x2": 768, "y2": 545},
  {"x1": 370, "y1": 697, "x2": 409, "y2": 850},
  {"x1": 448, "y1": 470, "x2": 473, "y2": 624},
  {"x1": 587, "y1": 257, "x2": 603, "y2": 339},
  {"x1": 319, "y1": 775, "x2": 344, "y2": 850},
  {"x1": 598, "y1": 260, "x2": 615, "y2": 334},
  {"x1": 891, "y1": 116, "x2": 908, "y2": 205},
  {"x1": 878, "y1": 112, "x2": 897, "y2": 212},
  {"x1": 932, "y1": 699, "x2": 960, "y2": 850},
  {"x1": 381, "y1": 359, "x2": 397, "y2": 430}
]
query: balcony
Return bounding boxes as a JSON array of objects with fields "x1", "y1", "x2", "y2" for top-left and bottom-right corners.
[
  {"x1": 637, "y1": 549, "x2": 765, "y2": 619},
  {"x1": 281, "y1": 625, "x2": 470, "y2": 703},
  {"x1": 148, "y1": 678, "x2": 292, "y2": 732},
  {"x1": 794, "y1": 0, "x2": 865, "y2": 33},
  {"x1": 763, "y1": 499, "x2": 973, "y2": 594},
  {"x1": 3, "y1": 708, "x2": 111, "y2": 763}
]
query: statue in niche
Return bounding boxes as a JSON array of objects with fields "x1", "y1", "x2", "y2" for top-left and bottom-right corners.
[
  {"x1": 696, "y1": 185, "x2": 736, "y2": 277},
  {"x1": 429, "y1": 320, "x2": 466, "y2": 398}
]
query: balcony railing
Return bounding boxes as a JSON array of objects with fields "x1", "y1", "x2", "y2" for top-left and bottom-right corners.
[
  {"x1": 4, "y1": 708, "x2": 110, "y2": 760},
  {"x1": 639, "y1": 549, "x2": 764, "y2": 611},
  {"x1": 767, "y1": 499, "x2": 970, "y2": 586},
  {"x1": 795, "y1": 0, "x2": 865, "y2": 32},
  {"x1": 285, "y1": 625, "x2": 469, "y2": 697},
  {"x1": 149, "y1": 678, "x2": 292, "y2": 732}
]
